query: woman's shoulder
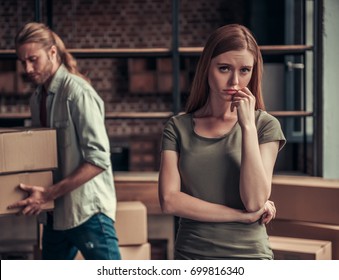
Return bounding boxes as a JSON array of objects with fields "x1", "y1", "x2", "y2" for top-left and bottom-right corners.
[
  {"x1": 255, "y1": 109, "x2": 279, "y2": 123},
  {"x1": 164, "y1": 113, "x2": 192, "y2": 133},
  {"x1": 168, "y1": 112, "x2": 192, "y2": 125},
  {"x1": 255, "y1": 110, "x2": 283, "y2": 131}
]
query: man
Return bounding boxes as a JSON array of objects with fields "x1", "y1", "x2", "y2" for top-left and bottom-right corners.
[{"x1": 8, "y1": 22, "x2": 121, "y2": 260}]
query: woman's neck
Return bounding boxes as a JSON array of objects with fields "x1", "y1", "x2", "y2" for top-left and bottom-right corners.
[{"x1": 195, "y1": 98, "x2": 236, "y2": 120}]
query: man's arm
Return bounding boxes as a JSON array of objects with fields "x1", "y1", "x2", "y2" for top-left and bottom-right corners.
[{"x1": 7, "y1": 162, "x2": 103, "y2": 215}]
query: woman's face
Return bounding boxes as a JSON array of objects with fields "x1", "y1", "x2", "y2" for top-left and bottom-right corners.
[{"x1": 208, "y1": 49, "x2": 254, "y2": 102}]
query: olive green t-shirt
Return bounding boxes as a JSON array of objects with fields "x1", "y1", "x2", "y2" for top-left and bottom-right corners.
[{"x1": 161, "y1": 110, "x2": 286, "y2": 259}]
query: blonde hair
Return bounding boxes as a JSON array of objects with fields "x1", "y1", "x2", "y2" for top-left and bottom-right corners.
[
  {"x1": 186, "y1": 24, "x2": 265, "y2": 113},
  {"x1": 15, "y1": 22, "x2": 90, "y2": 83}
]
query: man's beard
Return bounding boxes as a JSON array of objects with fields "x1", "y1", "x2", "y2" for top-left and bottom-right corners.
[{"x1": 30, "y1": 55, "x2": 54, "y2": 85}]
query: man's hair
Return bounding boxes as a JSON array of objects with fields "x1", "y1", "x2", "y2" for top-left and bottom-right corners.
[{"x1": 15, "y1": 22, "x2": 90, "y2": 82}]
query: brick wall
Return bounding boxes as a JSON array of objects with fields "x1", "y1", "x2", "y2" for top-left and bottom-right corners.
[{"x1": 0, "y1": 0, "x2": 246, "y2": 170}]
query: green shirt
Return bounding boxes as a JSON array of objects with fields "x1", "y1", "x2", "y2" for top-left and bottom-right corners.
[
  {"x1": 161, "y1": 110, "x2": 286, "y2": 259},
  {"x1": 30, "y1": 65, "x2": 117, "y2": 230}
]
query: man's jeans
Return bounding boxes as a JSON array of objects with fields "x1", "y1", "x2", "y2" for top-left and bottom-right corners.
[{"x1": 42, "y1": 212, "x2": 121, "y2": 260}]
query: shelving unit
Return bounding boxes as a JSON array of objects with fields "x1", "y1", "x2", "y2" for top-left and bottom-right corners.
[
  {"x1": 0, "y1": 45, "x2": 317, "y2": 123},
  {"x1": 0, "y1": 0, "x2": 320, "y2": 175}
]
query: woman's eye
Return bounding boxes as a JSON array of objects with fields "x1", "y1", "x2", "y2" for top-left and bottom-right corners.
[
  {"x1": 219, "y1": 66, "x2": 230, "y2": 72},
  {"x1": 240, "y1": 68, "x2": 251, "y2": 74}
]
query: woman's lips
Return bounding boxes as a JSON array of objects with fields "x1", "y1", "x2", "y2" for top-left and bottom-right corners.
[{"x1": 224, "y1": 89, "x2": 238, "y2": 95}]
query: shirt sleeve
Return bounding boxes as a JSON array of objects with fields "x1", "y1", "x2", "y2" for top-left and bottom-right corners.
[
  {"x1": 161, "y1": 117, "x2": 180, "y2": 152},
  {"x1": 257, "y1": 111, "x2": 287, "y2": 151},
  {"x1": 71, "y1": 85, "x2": 112, "y2": 169}
]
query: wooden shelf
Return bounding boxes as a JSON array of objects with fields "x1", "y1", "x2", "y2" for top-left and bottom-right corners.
[
  {"x1": 0, "y1": 111, "x2": 312, "y2": 120},
  {"x1": 70, "y1": 48, "x2": 172, "y2": 58},
  {"x1": 0, "y1": 49, "x2": 15, "y2": 57},
  {"x1": 259, "y1": 45, "x2": 313, "y2": 54},
  {"x1": 0, "y1": 49, "x2": 15, "y2": 58},
  {"x1": 0, "y1": 48, "x2": 172, "y2": 59},
  {"x1": 105, "y1": 111, "x2": 172, "y2": 119},
  {"x1": 0, "y1": 112, "x2": 30, "y2": 119},
  {"x1": 269, "y1": 111, "x2": 313, "y2": 117},
  {"x1": 179, "y1": 45, "x2": 313, "y2": 56},
  {"x1": 0, "y1": 45, "x2": 313, "y2": 59},
  {"x1": 0, "y1": 111, "x2": 173, "y2": 120},
  {"x1": 108, "y1": 111, "x2": 314, "y2": 119}
]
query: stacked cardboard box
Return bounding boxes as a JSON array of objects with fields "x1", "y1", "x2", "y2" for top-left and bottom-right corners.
[
  {"x1": 268, "y1": 219, "x2": 339, "y2": 260},
  {"x1": 271, "y1": 175, "x2": 339, "y2": 225},
  {"x1": 127, "y1": 58, "x2": 187, "y2": 94},
  {"x1": 74, "y1": 201, "x2": 150, "y2": 260},
  {"x1": 156, "y1": 58, "x2": 187, "y2": 93},
  {"x1": 269, "y1": 236, "x2": 332, "y2": 260},
  {"x1": 0, "y1": 215, "x2": 37, "y2": 260},
  {"x1": 0, "y1": 128, "x2": 57, "y2": 216},
  {"x1": 115, "y1": 201, "x2": 150, "y2": 260},
  {"x1": 0, "y1": 127, "x2": 57, "y2": 260},
  {"x1": 268, "y1": 175, "x2": 339, "y2": 259},
  {"x1": 128, "y1": 58, "x2": 157, "y2": 94},
  {"x1": 129, "y1": 137, "x2": 159, "y2": 172}
]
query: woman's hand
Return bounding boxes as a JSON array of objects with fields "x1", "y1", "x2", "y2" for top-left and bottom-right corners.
[
  {"x1": 260, "y1": 200, "x2": 276, "y2": 225},
  {"x1": 231, "y1": 87, "x2": 256, "y2": 129},
  {"x1": 242, "y1": 200, "x2": 276, "y2": 224}
]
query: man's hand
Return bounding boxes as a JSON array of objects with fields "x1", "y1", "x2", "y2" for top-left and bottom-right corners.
[{"x1": 7, "y1": 183, "x2": 50, "y2": 215}]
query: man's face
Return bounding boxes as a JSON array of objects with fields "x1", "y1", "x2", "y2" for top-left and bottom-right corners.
[{"x1": 17, "y1": 42, "x2": 56, "y2": 85}]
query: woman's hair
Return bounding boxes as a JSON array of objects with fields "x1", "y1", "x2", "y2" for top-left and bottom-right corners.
[
  {"x1": 15, "y1": 22, "x2": 90, "y2": 83},
  {"x1": 185, "y1": 24, "x2": 265, "y2": 113}
]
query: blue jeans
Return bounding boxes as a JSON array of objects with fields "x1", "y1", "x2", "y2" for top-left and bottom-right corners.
[{"x1": 42, "y1": 212, "x2": 121, "y2": 260}]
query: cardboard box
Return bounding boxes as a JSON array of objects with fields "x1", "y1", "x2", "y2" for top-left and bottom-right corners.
[
  {"x1": 128, "y1": 58, "x2": 149, "y2": 73},
  {"x1": 269, "y1": 236, "x2": 332, "y2": 260},
  {"x1": 114, "y1": 171, "x2": 161, "y2": 215},
  {"x1": 0, "y1": 171, "x2": 54, "y2": 215},
  {"x1": 0, "y1": 71, "x2": 15, "y2": 93},
  {"x1": 129, "y1": 72, "x2": 156, "y2": 93},
  {"x1": 271, "y1": 175, "x2": 339, "y2": 225},
  {"x1": 0, "y1": 128, "x2": 57, "y2": 174},
  {"x1": 156, "y1": 58, "x2": 172, "y2": 73},
  {"x1": 157, "y1": 72, "x2": 187, "y2": 93},
  {"x1": 120, "y1": 243, "x2": 151, "y2": 260},
  {"x1": 0, "y1": 215, "x2": 37, "y2": 241},
  {"x1": 115, "y1": 201, "x2": 147, "y2": 245},
  {"x1": 268, "y1": 219, "x2": 339, "y2": 260}
]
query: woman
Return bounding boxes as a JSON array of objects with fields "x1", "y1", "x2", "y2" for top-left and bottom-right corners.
[{"x1": 158, "y1": 24, "x2": 286, "y2": 260}]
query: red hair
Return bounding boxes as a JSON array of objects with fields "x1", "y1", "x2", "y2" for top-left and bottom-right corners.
[{"x1": 186, "y1": 24, "x2": 265, "y2": 113}]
